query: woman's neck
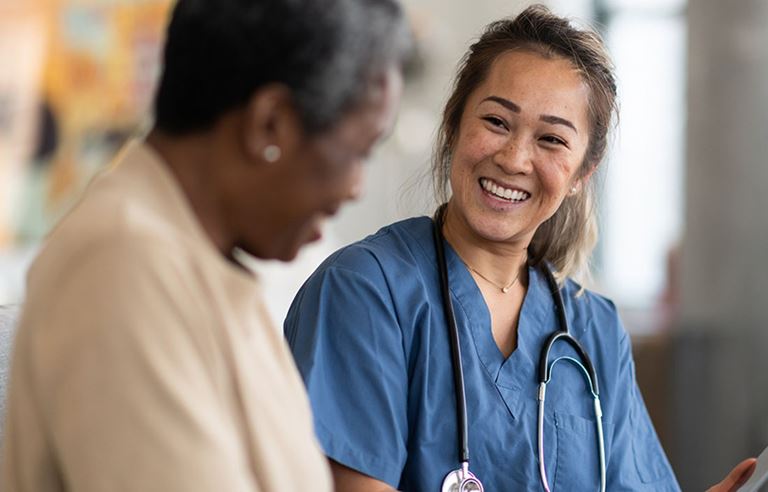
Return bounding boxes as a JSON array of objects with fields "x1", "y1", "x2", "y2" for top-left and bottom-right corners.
[
  {"x1": 441, "y1": 202, "x2": 529, "y2": 289},
  {"x1": 146, "y1": 129, "x2": 234, "y2": 255}
]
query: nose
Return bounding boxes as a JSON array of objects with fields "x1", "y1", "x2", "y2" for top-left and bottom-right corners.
[
  {"x1": 492, "y1": 138, "x2": 533, "y2": 175},
  {"x1": 346, "y1": 162, "x2": 365, "y2": 201}
]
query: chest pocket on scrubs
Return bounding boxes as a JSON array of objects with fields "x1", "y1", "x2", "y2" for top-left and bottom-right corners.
[{"x1": 553, "y1": 412, "x2": 611, "y2": 491}]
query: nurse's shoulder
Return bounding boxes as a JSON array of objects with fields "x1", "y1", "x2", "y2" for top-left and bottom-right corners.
[
  {"x1": 558, "y1": 276, "x2": 627, "y2": 353},
  {"x1": 312, "y1": 216, "x2": 435, "y2": 281}
]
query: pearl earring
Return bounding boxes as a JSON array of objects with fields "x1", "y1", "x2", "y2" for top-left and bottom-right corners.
[
  {"x1": 570, "y1": 186, "x2": 578, "y2": 194},
  {"x1": 263, "y1": 144, "x2": 282, "y2": 163}
]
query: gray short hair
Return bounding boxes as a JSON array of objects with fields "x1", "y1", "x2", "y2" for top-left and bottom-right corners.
[{"x1": 154, "y1": 0, "x2": 413, "y2": 135}]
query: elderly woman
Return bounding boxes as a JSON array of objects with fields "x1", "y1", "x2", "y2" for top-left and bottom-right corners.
[
  {"x1": 285, "y1": 5, "x2": 754, "y2": 492},
  {"x1": 1, "y1": 0, "x2": 410, "y2": 490}
]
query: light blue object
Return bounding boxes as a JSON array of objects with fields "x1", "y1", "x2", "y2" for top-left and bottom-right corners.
[{"x1": 285, "y1": 217, "x2": 681, "y2": 491}]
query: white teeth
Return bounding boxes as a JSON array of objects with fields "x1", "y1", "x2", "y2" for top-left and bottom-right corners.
[{"x1": 480, "y1": 178, "x2": 529, "y2": 202}]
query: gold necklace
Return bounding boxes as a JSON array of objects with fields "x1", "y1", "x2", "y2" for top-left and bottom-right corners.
[{"x1": 462, "y1": 256, "x2": 527, "y2": 293}]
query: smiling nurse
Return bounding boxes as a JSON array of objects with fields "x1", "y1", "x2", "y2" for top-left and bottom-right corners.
[{"x1": 285, "y1": 5, "x2": 754, "y2": 491}]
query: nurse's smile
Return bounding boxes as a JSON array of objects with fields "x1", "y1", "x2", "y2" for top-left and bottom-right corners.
[{"x1": 479, "y1": 178, "x2": 531, "y2": 203}]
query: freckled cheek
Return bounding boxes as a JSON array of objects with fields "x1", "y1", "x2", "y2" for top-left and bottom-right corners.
[
  {"x1": 539, "y1": 157, "x2": 577, "y2": 194},
  {"x1": 453, "y1": 129, "x2": 499, "y2": 172}
]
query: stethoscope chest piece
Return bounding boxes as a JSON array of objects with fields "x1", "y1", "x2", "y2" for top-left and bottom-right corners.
[{"x1": 441, "y1": 466, "x2": 484, "y2": 492}]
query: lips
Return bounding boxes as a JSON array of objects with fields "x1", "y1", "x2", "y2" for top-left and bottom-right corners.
[
  {"x1": 308, "y1": 228, "x2": 323, "y2": 242},
  {"x1": 479, "y1": 178, "x2": 531, "y2": 202}
]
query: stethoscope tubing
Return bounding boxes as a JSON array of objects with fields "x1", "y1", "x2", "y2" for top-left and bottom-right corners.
[
  {"x1": 538, "y1": 266, "x2": 605, "y2": 491},
  {"x1": 433, "y1": 205, "x2": 605, "y2": 492},
  {"x1": 433, "y1": 207, "x2": 471, "y2": 465},
  {"x1": 539, "y1": 268, "x2": 600, "y2": 394}
]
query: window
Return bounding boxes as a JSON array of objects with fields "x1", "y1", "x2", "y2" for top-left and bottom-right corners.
[{"x1": 592, "y1": 0, "x2": 687, "y2": 315}]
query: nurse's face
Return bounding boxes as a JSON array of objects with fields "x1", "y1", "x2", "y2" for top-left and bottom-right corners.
[{"x1": 447, "y1": 49, "x2": 591, "y2": 247}]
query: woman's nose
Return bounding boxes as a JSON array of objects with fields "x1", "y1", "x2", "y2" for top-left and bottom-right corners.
[
  {"x1": 346, "y1": 162, "x2": 364, "y2": 201},
  {"x1": 492, "y1": 139, "x2": 533, "y2": 175}
]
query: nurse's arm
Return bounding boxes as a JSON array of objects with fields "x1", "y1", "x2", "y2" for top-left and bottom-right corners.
[
  {"x1": 705, "y1": 458, "x2": 757, "y2": 492},
  {"x1": 330, "y1": 459, "x2": 398, "y2": 492}
]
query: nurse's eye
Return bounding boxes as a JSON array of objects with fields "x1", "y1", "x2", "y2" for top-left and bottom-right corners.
[
  {"x1": 540, "y1": 135, "x2": 568, "y2": 147},
  {"x1": 482, "y1": 116, "x2": 508, "y2": 131}
]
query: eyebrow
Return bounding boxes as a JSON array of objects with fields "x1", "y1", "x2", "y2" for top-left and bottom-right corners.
[{"x1": 482, "y1": 95, "x2": 578, "y2": 134}]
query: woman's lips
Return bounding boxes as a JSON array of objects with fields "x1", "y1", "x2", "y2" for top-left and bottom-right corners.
[{"x1": 308, "y1": 226, "x2": 323, "y2": 243}]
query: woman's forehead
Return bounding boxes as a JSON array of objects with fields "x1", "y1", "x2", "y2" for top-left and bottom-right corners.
[{"x1": 470, "y1": 50, "x2": 590, "y2": 126}]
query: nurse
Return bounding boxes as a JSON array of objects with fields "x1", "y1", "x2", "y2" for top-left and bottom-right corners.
[{"x1": 285, "y1": 5, "x2": 753, "y2": 491}]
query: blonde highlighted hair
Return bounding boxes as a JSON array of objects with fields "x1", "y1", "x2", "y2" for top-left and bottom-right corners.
[{"x1": 432, "y1": 4, "x2": 618, "y2": 282}]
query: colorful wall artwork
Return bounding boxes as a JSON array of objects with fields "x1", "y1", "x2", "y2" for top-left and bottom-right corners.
[{"x1": 0, "y1": 0, "x2": 172, "y2": 247}]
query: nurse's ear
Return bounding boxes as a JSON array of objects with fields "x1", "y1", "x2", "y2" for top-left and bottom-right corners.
[
  {"x1": 240, "y1": 84, "x2": 304, "y2": 166},
  {"x1": 568, "y1": 163, "x2": 598, "y2": 196}
]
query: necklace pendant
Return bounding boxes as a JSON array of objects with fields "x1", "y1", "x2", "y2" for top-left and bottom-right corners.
[{"x1": 502, "y1": 286, "x2": 510, "y2": 293}]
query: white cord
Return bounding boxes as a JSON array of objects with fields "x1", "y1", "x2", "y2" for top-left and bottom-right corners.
[
  {"x1": 537, "y1": 361, "x2": 606, "y2": 492},
  {"x1": 537, "y1": 383, "x2": 552, "y2": 492},
  {"x1": 595, "y1": 398, "x2": 606, "y2": 492}
]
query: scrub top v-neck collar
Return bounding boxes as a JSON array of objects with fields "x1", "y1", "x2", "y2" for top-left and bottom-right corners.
[{"x1": 440, "y1": 240, "x2": 557, "y2": 397}]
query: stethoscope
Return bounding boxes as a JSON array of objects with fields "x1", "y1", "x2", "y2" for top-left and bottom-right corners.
[{"x1": 432, "y1": 205, "x2": 606, "y2": 492}]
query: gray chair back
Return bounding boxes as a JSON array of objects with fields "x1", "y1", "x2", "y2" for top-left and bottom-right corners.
[{"x1": 0, "y1": 305, "x2": 20, "y2": 449}]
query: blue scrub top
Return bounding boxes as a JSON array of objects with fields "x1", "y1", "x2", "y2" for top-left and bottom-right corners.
[{"x1": 285, "y1": 217, "x2": 680, "y2": 491}]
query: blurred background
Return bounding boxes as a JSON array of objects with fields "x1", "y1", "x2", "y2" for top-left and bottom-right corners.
[{"x1": 1, "y1": 0, "x2": 767, "y2": 488}]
